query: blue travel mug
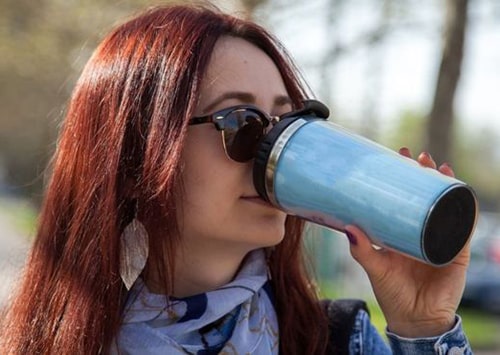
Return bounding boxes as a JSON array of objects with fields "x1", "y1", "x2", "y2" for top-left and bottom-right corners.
[{"x1": 253, "y1": 100, "x2": 478, "y2": 266}]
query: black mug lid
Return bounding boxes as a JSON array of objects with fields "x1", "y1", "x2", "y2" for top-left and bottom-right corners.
[{"x1": 253, "y1": 100, "x2": 329, "y2": 202}]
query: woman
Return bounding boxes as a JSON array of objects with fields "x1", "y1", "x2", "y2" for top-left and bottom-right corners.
[{"x1": 0, "y1": 3, "x2": 471, "y2": 354}]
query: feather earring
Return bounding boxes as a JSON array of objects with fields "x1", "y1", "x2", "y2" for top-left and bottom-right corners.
[{"x1": 119, "y1": 218, "x2": 149, "y2": 290}]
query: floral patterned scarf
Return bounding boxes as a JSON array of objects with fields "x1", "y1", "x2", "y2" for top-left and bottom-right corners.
[{"x1": 111, "y1": 249, "x2": 278, "y2": 354}]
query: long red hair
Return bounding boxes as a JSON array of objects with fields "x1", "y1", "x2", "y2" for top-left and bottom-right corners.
[{"x1": 0, "y1": 4, "x2": 329, "y2": 354}]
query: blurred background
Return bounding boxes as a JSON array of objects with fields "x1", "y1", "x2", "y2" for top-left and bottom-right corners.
[{"x1": 0, "y1": 0, "x2": 499, "y2": 351}]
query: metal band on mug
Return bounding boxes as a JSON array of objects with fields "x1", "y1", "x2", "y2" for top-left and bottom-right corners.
[{"x1": 265, "y1": 118, "x2": 309, "y2": 207}]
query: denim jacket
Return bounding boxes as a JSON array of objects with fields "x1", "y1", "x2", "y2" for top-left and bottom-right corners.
[{"x1": 350, "y1": 310, "x2": 472, "y2": 354}]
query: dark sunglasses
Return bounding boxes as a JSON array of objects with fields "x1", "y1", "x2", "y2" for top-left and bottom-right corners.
[
  {"x1": 188, "y1": 104, "x2": 280, "y2": 162},
  {"x1": 188, "y1": 100, "x2": 329, "y2": 163}
]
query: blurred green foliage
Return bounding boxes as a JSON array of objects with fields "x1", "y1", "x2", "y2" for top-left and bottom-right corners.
[
  {"x1": 320, "y1": 280, "x2": 500, "y2": 350},
  {"x1": 0, "y1": 0, "x2": 161, "y2": 201},
  {"x1": 0, "y1": 196, "x2": 37, "y2": 237}
]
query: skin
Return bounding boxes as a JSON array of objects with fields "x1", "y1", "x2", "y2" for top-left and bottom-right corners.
[
  {"x1": 160, "y1": 36, "x2": 469, "y2": 339},
  {"x1": 171, "y1": 36, "x2": 291, "y2": 297}
]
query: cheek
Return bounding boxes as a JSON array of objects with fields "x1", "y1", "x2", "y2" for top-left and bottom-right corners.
[
  {"x1": 181, "y1": 128, "x2": 233, "y2": 197},
  {"x1": 177, "y1": 166, "x2": 243, "y2": 243},
  {"x1": 178, "y1": 133, "x2": 243, "y2": 225},
  {"x1": 182, "y1": 166, "x2": 235, "y2": 210}
]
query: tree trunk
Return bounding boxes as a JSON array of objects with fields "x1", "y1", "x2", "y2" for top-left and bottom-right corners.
[{"x1": 426, "y1": 0, "x2": 468, "y2": 164}]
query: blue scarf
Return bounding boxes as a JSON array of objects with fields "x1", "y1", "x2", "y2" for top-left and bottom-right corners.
[{"x1": 111, "y1": 249, "x2": 279, "y2": 354}]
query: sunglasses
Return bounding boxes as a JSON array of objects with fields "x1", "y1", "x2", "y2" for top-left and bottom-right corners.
[
  {"x1": 188, "y1": 105, "x2": 280, "y2": 162},
  {"x1": 188, "y1": 100, "x2": 329, "y2": 163}
]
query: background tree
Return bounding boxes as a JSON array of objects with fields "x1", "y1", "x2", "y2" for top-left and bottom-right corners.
[{"x1": 426, "y1": 0, "x2": 468, "y2": 165}]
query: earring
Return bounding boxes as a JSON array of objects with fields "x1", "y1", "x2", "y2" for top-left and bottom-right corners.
[{"x1": 119, "y1": 218, "x2": 149, "y2": 290}]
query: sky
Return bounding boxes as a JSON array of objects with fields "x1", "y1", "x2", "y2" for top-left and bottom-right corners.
[
  {"x1": 272, "y1": 0, "x2": 499, "y2": 136},
  {"x1": 221, "y1": 0, "x2": 500, "y2": 137}
]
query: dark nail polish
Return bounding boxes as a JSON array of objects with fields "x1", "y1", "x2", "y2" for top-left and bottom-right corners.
[{"x1": 345, "y1": 231, "x2": 357, "y2": 246}]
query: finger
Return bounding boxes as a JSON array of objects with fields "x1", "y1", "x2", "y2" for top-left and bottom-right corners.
[
  {"x1": 344, "y1": 225, "x2": 388, "y2": 279},
  {"x1": 398, "y1": 147, "x2": 412, "y2": 159},
  {"x1": 452, "y1": 236, "x2": 471, "y2": 267},
  {"x1": 417, "y1": 152, "x2": 437, "y2": 169},
  {"x1": 438, "y1": 163, "x2": 455, "y2": 178}
]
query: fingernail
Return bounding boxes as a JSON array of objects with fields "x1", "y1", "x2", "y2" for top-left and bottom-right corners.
[
  {"x1": 399, "y1": 147, "x2": 410, "y2": 157},
  {"x1": 345, "y1": 231, "x2": 357, "y2": 246}
]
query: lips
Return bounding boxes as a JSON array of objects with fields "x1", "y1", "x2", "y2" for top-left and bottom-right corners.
[
  {"x1": 241, "y1": 195, "x2": 261, "y2": 199},
  {"x1": 241, "y1": 195, "x2": 274, "y2": 208}
]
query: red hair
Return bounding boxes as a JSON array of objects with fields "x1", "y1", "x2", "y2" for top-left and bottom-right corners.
[{"x1": 0, "y1": 4, "x2": 329, "y2": 354}]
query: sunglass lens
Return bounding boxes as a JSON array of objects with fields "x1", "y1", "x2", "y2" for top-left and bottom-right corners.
[{"x1": 223, "y1": 110, "x2": 266, "y2": 162}]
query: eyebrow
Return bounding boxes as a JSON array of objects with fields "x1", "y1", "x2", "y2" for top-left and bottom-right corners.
[{"x1": 202, "y1": 91, "x2": 292, "y2": 113}]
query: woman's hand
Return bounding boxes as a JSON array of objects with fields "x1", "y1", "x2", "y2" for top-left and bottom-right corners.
[{"x1": 344, "y1": 148, "x2": 470, "y2": 338}]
